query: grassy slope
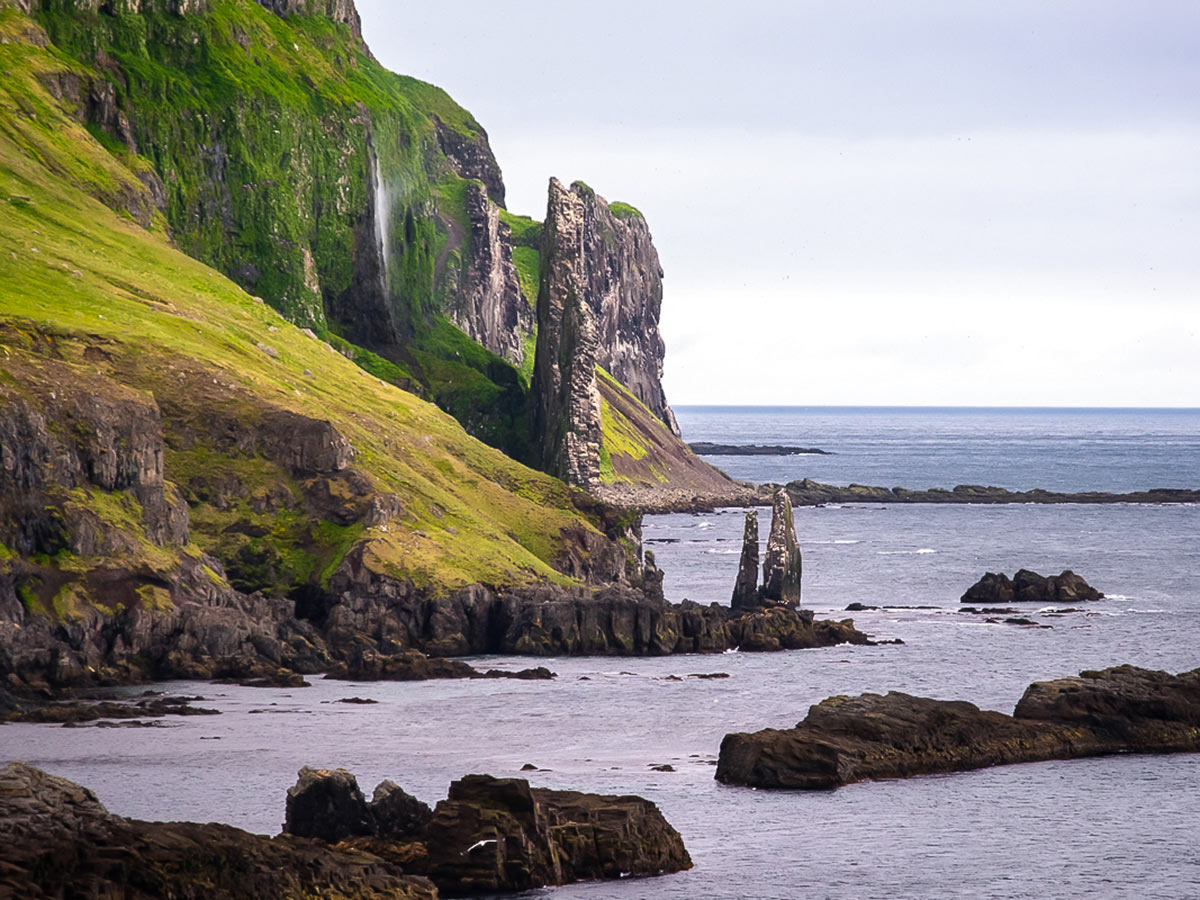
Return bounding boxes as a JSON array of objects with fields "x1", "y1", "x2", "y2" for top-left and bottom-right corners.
[
  {"x1": 0, "y1": 9, "x2": 589, "y2": 594},
  {"x1": 31, "y1": 0, "x2": 536, "y2": 457}
]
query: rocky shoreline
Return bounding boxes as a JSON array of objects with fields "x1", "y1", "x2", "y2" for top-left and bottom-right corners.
[
  {"x1": 0, "y1": 762, "x2": 691, "y2": 899},
  {"x1": 715, "y1": 665, "x2": 1200, "y2": 790}
]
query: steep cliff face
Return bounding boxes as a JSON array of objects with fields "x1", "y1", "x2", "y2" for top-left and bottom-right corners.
[
  {"x1": 29, "y1": 0, "x2": 536, "y2": 453},
  {"x1": 531, "y1": 179, "x2": 743, "y2": 507}
]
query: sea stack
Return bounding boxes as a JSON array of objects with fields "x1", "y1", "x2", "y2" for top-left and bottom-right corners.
[
  {"x1": 731, "y1": 510, "x2": 760, "y2": 611},
  {"x1": 760, "y1": 489, "x2": 802, "y2": 607}
]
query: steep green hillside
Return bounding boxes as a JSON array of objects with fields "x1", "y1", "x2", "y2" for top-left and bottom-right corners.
[
  {"x1": 26, "y1": 0, "x2": 534, "y2": 453},
  {"x1": 0, "y1": 7, "x2": 604, "y2": 617}
]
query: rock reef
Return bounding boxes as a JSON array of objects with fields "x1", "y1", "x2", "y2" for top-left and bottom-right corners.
[
  {"x1": 961, "y1": 569, "x2": 1103, "y2": 604},
  {"x1": 784, "y1": 478, "x2": 1200, "y2": 506},
  {"x1": 715, "y1": 665, "x2": 1200, "y2": 790}
]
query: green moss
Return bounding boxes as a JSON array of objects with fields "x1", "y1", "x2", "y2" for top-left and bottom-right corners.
[
  {"x1": 498, "y1": 209, "x2": 542, "y2": 248},
  {"x1": 608, "y1": 201, "x2": 644, "y2": 220},
  {"x1": 17, "y1": 578, "x2": 46, "y2": 617},
  {"x1": 510, "y1": 246, "x2": 540, "y2": 308},
  {"x1": 135, "y1": 583, "x2": 173, "y2": 612}
]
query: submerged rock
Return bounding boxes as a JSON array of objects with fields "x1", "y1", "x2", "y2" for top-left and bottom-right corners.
[
  {"x1": 760, "y1": 490, "x2": 802, "y2": 607},
  {"x1": 716, "y1": 665, "x2": 1200, "y2": 790},
  {"x1": 961, "y1": 569, "x2": 1103, "y2": 604}
]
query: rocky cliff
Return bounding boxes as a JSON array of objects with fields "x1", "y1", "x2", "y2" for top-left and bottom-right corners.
[{"x1": 531, "y1": 179, "x2": 743, "y2": 508}]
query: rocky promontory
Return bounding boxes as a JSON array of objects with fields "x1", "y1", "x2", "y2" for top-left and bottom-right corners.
[
  {"x1": 0, "y1": 761, "x2": 691, "y2": 899},
  {"x1": 715, "y1": 665, "x2": 1200, "y2": 790}
]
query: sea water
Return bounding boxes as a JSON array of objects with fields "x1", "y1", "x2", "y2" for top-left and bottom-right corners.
[{"x1": 4, "y1": 408, "x2": 1199, "y2": 899}]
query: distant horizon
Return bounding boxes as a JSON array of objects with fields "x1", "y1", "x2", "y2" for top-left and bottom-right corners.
[{"x1": 673, "y1": 404, "x2": 1200, "y2": 412}]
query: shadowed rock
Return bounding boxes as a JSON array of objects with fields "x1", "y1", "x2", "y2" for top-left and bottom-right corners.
[
  {"x1": 760, "y1": 490, "x2": 801, "y2": 607},
  {"x1": 962, "y1": 569, "x2": 1103, "y2": 604},
  {"x1": 424, "y1": 774, "x2": 691, "y2": 896},
  {"x1": 284, "y1": 767, "x2": 376, "y2": 843},
  {"x1": 731, "y1": 510, "x2": 759, "y2": 611},
  {"x1": 371, "y1": 780, "x2": 433, "y2": 838},
  {"x1": 0, "y1": 762, "x2": 436, "y2": 899},
  {"x1": 716, "y1": 665, "x2": 1200, "y2": 790}
]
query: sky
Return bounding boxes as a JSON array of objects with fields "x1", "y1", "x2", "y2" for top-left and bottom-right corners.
[{"x1": 357, "y1": 1, "x2": 1200, "y2": 407}]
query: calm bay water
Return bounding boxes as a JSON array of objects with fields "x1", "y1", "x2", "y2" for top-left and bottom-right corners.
[{"x1": 4, "y1": 408, "x2": 1200, "y2": 898}]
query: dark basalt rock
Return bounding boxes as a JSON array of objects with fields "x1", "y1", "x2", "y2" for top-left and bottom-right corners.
[
  {"x1": 424, "y1": 774, "x2": 691, "y2": 896},
  {"x1": 961, "y1": 569, "x2": 1103, "y2": 604},
  {"x1": 716, "y1": 665, "x2": 1200, "y2": 790},
  {"x1": 731, "y1": 509, "x2": 760, "y2": 611},
  {"x1": 785, "y1": 478, "x2": 1200, "y2": 507},
  {"x1": 4, "y1": 693, "x2": 218, "y2": 725},
  {"x1": 284, "y1": 766, "x2": 377, "y2": 843},
  {"x1": 371, "y1": 780, "x2": 434, "y2": 839},
  {"x1": 324, "y1": 647, "x2": 555, "y2": 681},
  {"x1": 760, "y1": 489, "x2": 802, "y2": 607},
  {"x1": 0, "y1": 762, "x2": 436, "y2": 900},
  {"x1": 689, "y1": 442, "x2": 832, "y2": 456}
]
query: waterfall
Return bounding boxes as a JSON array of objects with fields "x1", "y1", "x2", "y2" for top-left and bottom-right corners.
[{"x1": 370, "y1": 147, "x2": 392, "y2": 298}]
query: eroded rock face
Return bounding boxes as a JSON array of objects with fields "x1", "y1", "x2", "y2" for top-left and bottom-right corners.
[
  {"x1": 285, "y1": 767, "x2": 376, "y2": 842},
  {"x1": 254, "y1": 0, "x2": 363, "y2": 40},
  {"x1": 716, "y1": 665, "x2": 1200, "y2": 790},
  {"x1": 0, "y1": 762, "x2": 436, "y2": 900},
  {"x1": 961, "y1": 569, "x2": 1103, "y2": 604},
  {"x1": 424, "y1": 774, "x2": 691, "y2": 896},
  {"x1": 433, "y1": 116, "x2": 505, "y2": 206},
  {"x1": 532, "y1": 178, "x2": 679, "y2": 488},
  {"x1": 449, "y1": 181, "x2": 534, "y2": 368},
  {"x1": 760, "y1": 490, "x2": 801, "y2": 607},
  {"x1": 731, "y1": 510, "x2": 760, "y2": 611}
]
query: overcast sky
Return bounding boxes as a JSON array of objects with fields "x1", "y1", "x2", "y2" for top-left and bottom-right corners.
[{"x1": 358, "y1": 1, "x2": 1200, "y2": 407}]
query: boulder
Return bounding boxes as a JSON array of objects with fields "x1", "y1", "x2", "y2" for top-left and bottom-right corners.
[
  {"x1": 760, "y1": 489, "x2": 802, "y2": 607},
  {"x1": 961, "y1": 569, "x2": 1103, "y2": 604},
  {"x1": 730, "y1": 509, "x2": 759, "y2": 611},
  {"x1": 716, "y1": 665, "x2": 1200, "y2": 790},
  {"x1": 284, "y1": 767, "x2": 376, "y2": 842},
  {"x1": 424, "y1": 774, "x2": 691, "y2": 896},
  {"x1": 370, "y1": 780, "x2": 432, "y2": 839}
]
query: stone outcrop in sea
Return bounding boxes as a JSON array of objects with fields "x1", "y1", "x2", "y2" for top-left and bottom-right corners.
[
  {"x1": 729, "y1": 490, "x2": 803, "y2": 610},
  {"x1": 961, "y1": 569, "x2": 1103, "y2": 604},
  {"x1": 715, "y1": 665, "x2": 1200, "y2": 790}
]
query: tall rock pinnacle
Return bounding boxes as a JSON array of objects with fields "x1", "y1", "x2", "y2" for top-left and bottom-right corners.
[
  {"x1": 760, "y1": 490, "x2": 802, "y2": 607},
  {"x1": 731, "y1": 510, "x2": 760, "y2": 611}
]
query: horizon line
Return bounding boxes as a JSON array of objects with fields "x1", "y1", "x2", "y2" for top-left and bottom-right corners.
[{"x1": 672, "y1": 404, "x2": 1200, "y2": 412}]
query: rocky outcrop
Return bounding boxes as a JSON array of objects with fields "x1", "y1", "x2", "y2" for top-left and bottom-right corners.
[
  {"x1": 423, "y1": 774, "x2": 691, "y2": 896},
  {"x1": 727, "y1": 492, "x2": 802, "y2": 610},
  {"x1": 731, "y1": 510, "x2": 759, "y2": 611},
  {"x1": 961, "y1": 569, "x2": 1103, "y2": 604},
  {"x1": 254, "y1": 0, "x2": 364, "y2": 40},
  {"x1": 690, "y1": 442, "x2": 831, "y2": 456},
  {"x1": 785, "y1": 478, "x2": 1200, "y2": 506},
  {"x1": 761, "y1": 490, "x2": 802, "y2": 606},
  {"x1": 449, "y1": 181, "x2": 534, "y2": 369},
  {"x1": 432, "y1": 117, "x2": 505, "y2": 206},
  {"x1": 715, "y1": 665, "x2": 1200, "y2": 790},
  {"x1": 0, "y1": 762, "x2": 436, "y2": 900},
  {"x1": 284, "y1": 769, "x2": 691, "y2": 896},
  {"x1": 325, "y1": 647, "x2": 554, "y2": 681},
  {"x1": 532, "y1": 178, "x2": 717, "y2": 495}
]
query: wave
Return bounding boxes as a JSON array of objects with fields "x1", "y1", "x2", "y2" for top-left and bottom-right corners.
[{"x1": 877, "y1": 548, "x2": 937, "y2": 555}]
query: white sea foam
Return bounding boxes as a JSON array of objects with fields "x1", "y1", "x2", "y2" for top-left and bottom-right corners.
[{"x1": 876, "y1": 548, "x2": 937, "y2": 555}]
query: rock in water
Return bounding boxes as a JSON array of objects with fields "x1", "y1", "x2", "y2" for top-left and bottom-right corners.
[
  {"x1": 371, "y1": 780, "x2": 433, "y2": 839},
  {"x1": 760, "y1": 490, "x2": 802, "y2": 607},
  {"x1": 284, "y1": 767, "x2": 376, "y2": 841},
  {"x1": 716, "y1": 665, "x2": 1200, "y2": 790},
  {"x1": 424, "y1": 774, "x2": 691, "y2": 895},
  {"x1": 731, "y1": 510, "x2": 760, "y2": 611},
  {"x1": 0, "y1": 762, "x2": 436, "y2": 899},
  {"x1": 961, "y1": 569, "x2": 1103, "y2": 604}
]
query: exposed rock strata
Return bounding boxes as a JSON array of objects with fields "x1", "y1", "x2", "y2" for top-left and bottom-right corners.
[
  {"x1": 715, "y1": 665, "x2": 1200, "y2": 790},
  {"x1": 448, "y1": 181, "x2": 534, "y2": 369},
  {"x1": 785, "y1": 478, "x2": 1200, "y2": 506},
  {"x1": 0, "y1": 762, "x2": 436, "y2": 900},
  {"x1": 961, "y1": 569, "x2": 1103, "y2": 604}
]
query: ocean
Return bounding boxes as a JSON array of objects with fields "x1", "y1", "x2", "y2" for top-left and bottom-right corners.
[{"x1": 4, "y1": 407, "x2": 1199, "y2": 899}]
